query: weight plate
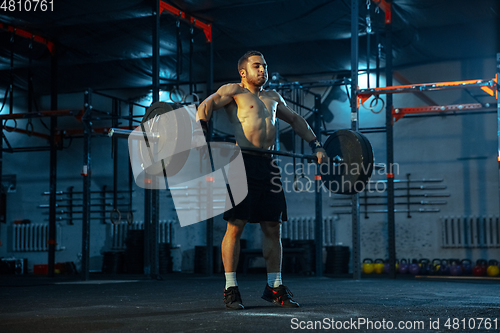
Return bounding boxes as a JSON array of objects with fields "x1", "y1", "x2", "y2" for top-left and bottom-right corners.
[
  {"x1": 138, "y1": 102, "x2": 192, "y2": 177},
  {"x1": 353, "y1": 131, "x2": 374, "y2": 184},
  {"x1": 320, "y1": 129, "x2": 374, "y2": 194},
  {"x1": 141, "y1": 102, "x2": 173, "y2": 123}
]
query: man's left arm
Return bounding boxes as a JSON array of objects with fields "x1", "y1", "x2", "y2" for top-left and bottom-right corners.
[{"x1": 274, "y1": 92, "x2": 328, "y2": 164}]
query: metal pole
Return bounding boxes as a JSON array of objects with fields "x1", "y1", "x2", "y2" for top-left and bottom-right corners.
[
  {"x1": 0, "y1": 115, "x2": 3, "y2": 225},
  {"x1": 385, "y1": 0, "x2": 396, "y2": 279},
  {"x1": 189, "y1": 23, "x2": 194, "y2": 95},
  {"x1": 497, "y1": 1, "x2": 500, "y2": 213},
  {"x1": 351, "y1": 0, "x2": 361, "y2": 280},
  {"x1": 112, "y1": 99, "x2": 118, "y2": 217},
  {"x1": 206, "y1": 34, "x2": 214, "y2": 276},
  {"x1": 9, "y1": 35, "x2": 13, "y2": 117},
  {"x1": 151, "y1": 0, "x2": 160, "y2": 279},
  {"x1": 497, "y1": 53, "x2": 500, "y2": 216},
  {"x1": 128, "y1": 104, "x2": 134, "y2": 226},
  {"x1": 147, "y1": 0, "x2": 161, "y2": 279},
  {"x1": 152, "y1": 0, "x2": 160, "y2": 102},
  {"x1": 144, "y1": 184, "x2": 151, "y2": 276},
  {"x1": 314, "y1": 94, "x2": 323, "y2": 277},
  {"x1": 1, "y1": 35, "x2": 14, "y2": 224},
  {"x1": 151, "y1": 186, "x2": 159, "y2": 278},
  {"x1": 48, "y1": 46, "x2": 58, "y2": 277},
  {"x1": 81, "y1": 89, "x2": 92, "y2": 281}
]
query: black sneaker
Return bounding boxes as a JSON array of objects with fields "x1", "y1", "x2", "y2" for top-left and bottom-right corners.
[
  {"x1": 261, "y1": 284, "x2": 300, "y2": 308},
  {"x1": 224, "y1": 286, "x2": 244, "y2": 310}
]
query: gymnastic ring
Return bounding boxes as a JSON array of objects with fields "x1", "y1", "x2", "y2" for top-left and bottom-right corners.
[
  {"x1": 293, "y1": 174, "x2": 313, "y2": 192},
  {"x1": 169, "y1": 87, "x2": 185, "y2": 104},
  {"x1": 26, "y1": 121, "x2": 34, "y2": 136},
  {"x1": 184, "y1": 93, "x2": 200, "y2": 106},
  {"x1": 110, "y1": 208, "x2": 122, "y2": 225},
  {"x1": 3, "y1": 118, "x2": 17, "y2": 132},
  {"x1": 126, "y1": 211, "x2": 134, "y2": 226},
  {"x1": 369, "y1": 96, "x2": 385, "y2": 114}
]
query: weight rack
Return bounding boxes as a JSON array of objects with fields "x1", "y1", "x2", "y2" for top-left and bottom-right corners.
[
  {"x1": 40, "y1": 186, "x2": 134, "y2": 225},
  {"x1": 350, "y1": 0, "x2": 500, "y2": 280}
]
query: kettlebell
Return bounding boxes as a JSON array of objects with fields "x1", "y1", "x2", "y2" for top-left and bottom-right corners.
[
  {"x1": 362, "y1": 258, "x2": 374, "y2": 274},
  {"x1": 461, "y1": 259, "x2": 472, "y2": 275},
  {"x1": 374, "y1": 259, "x2": 385, "y2": 274},
  {"x1": 486, "y1": 259, "x2": 500, "y2": 277},
  {"x1": 409, "y1": 259, "x2": 420, "y2": 275},
  {"x1": 439, "y1": 259, "x2": 450, "y2": 275},
  {"x1": 449, "y1": 259, "x2": 462, "y2": 276},
  {"x1": 431, "y1": 259, "x2": 442, "y2": 275},
  {"x1": 473, "y1": 259, "x2": 487, "y2": 276},
  {"x1": 419, "y1": 259, "x2": 431, "y2": 275},
  {"x1": 384, "y1": 259, "x2": 399, "y2": 274},
  {"x1": 399, "y1": 258, "x2": 409, "y2": 274}
]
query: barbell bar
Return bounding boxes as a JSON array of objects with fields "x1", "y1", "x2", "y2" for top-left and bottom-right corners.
[
  {"x1": 110, "y1": 127, "x2": 343, "y2": 164},
  {"x1": 108, "y1": 101, "x2": 375, "y2": 194},
  {"x1": 108, "y1": 127, "x2": 375, "y2": 195}
]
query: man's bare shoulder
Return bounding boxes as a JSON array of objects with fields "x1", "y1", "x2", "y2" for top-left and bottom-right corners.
[
  {"x1": 263, "y1": 89, "x2": 284, "y2": 102},
  {"x1": 217, "y1": 83, "x2": 245, "y2": 96}
]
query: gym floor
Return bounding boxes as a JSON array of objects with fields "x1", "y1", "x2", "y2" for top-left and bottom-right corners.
[{"x1": 1, "y1": 274, "x2": 499, "y2": 333}]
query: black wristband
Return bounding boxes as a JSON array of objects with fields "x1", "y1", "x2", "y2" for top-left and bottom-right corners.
[{"x1": 309, "y1": 138, "x2": 323, "y2": 152}]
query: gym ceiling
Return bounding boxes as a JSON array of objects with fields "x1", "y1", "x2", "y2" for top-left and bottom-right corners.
[{"x1": 0, "y1": 0, "x2": 498, "y2": 97}]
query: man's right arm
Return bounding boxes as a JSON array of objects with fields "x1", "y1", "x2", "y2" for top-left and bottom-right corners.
[{"x1": 197, "y1": 84, "x2": 240, "y2": 122}]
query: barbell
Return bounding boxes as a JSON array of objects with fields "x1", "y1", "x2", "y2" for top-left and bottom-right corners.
[{"x1": 109, "y1": 102, "x2": 375, "y2": 195}]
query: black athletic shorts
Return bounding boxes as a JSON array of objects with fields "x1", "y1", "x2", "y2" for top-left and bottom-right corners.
[{"x1": 223, "y1": 152, "x2": 287, "y2": 223}]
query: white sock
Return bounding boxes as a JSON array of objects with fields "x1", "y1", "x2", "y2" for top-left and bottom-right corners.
[
  {"x1": 225, "y1": 272, "x2": 238, "y2": 289},
  {"x1": 267, "y1": 272, "x2": 282, "y2": 288}
]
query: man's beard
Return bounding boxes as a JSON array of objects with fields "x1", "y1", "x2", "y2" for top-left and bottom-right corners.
[{"x1": 249, "y1": 75, "x2": 267, "y2": 87}]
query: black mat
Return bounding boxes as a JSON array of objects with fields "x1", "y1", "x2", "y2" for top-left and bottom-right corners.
[{"x1": 1, "y1": 274, "x2": 499, "y2": 333}]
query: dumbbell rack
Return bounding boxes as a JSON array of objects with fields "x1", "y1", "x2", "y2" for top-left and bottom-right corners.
[
  {"x1": 330, "y1": 174, "x2": 448, "y2": 218},
  {"x1": 40, "y1": 185, "x2": 134, "y2": 225}
]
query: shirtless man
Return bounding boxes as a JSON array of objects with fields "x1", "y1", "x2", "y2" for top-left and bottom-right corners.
[{"x1": 197, "y1": 51, "x2": 327, "y2": 310}]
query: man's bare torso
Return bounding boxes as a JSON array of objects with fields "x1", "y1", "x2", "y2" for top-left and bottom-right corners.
[{"x1": 223, "y1": 83, "x2": 278, "y2": 150}]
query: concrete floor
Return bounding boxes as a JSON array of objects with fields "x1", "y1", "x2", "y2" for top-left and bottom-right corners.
[{"x1": 1, "y1": 274, "x2": 499, "y2": 333}]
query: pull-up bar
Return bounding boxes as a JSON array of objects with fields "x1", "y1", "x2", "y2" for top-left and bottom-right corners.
[
  {"x1": 373, "y1": 0, "x2": 391, "y2": 24},
  {"x1": 358, "y1": 78, "x2": 497, "y2": 103},
  {"x1": 357, "y1": 77, "x2": 498, "y2": 122},
  {"x1": 392, "y1": 103, "x2": 490, "y2": 122},
  {"x1": 0, "y1": 22, "x2": 55, "y2": 54},
  {"x1": 159, "y1": 1, "x2": 212, "y2": 42}
]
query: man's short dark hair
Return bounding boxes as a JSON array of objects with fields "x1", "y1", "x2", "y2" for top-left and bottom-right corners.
[{"x1": 238, "y1": 50, "x2": 264, "y2": 73}]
